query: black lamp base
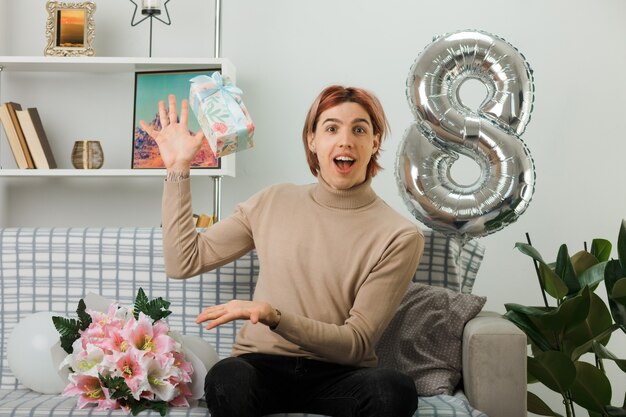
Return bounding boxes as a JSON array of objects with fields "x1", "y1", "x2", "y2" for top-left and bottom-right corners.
[{"x1": 141, "y1": 8, "x2": 161, "y2": 16}]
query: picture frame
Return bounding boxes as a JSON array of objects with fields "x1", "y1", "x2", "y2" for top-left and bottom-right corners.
[
  {"x1": 132, "y1": 69, "x2": 221, "y2": 169},
  {"x1": 45, "y1": 1, "x2": 96, "y2": 57}
]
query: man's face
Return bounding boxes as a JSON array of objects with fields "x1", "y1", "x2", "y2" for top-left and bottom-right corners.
[{"x1": 308, "y1": 102, "x2": 380, "y2": 190}]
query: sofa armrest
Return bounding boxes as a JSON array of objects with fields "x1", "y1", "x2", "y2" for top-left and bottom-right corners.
[{"x1": 462, "y1": 311, "x2": 527, "y2": 417}]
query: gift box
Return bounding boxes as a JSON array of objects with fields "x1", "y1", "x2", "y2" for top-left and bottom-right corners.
[{"x1": 189, "y1": 73, "x2": 254, "y2": 158}]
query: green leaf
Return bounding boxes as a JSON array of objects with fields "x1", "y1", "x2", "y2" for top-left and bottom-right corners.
[
  {"x1": 150, "y1": 401, "x2": 168, "y2": 416},
  {"x1": 133, "y1": 288, "x2": 172, "y2": 323},
  {"x1": 611, "y1": 278, "x2": 626, "y2": 305},
  {"x1": 605, "y1": 406, "x2": 626, "y2": 417},
  {"x1": 52, "y1": 316, "x2": 80, "y2": 337},
  {"x1": 504, "y1": 308, "x2": 554, "y2": 351},
  {"x1": 527, "y1": 351, "x2": 576, "y2": 395},
  {"x1": 127, "y1": 398, "x2": 167, "y2": 416},
  {"x1": 52, "y1": 298, "x2": 92, "y2": 354},
  {"x1": 562, "y1": 291, "x2": 613, "y2": 357},
  {"x1": 540, "y1": 262, "x2": 569, "y2": 300},
  {"x1": 514, "y1": 242, "x2": 568, "y2": 299},
  {"x1": 99, "y1": 373, "x2": 168, "y2": 416},
  {"x1": 592, "y1": 340, "x2": 626, "y2": 373},
  {"x1": 58, "y1": 334, "x2": 77, "y2": 354},
  {"x1": 129, "y1": 402, "x2": 144, "y2": 416},
  {"x1": 527, "y1": 391, "x2": 565, "y2": 416},
  {"x1": 591, "y1": 239, "x2": 612, "y2": 263},
  {"x1": 516, "y1": 242, "x2": 546, "y2": 263},
  {"x1": 605, "y1": 260, "x2": 626, "y2": 328},
  {"x1": 619, "y1": 219, "x2": 626, "y2": 274},
  {"x1": 605, "y1": 260, "x2": 624, "y2": 294},
  {"x1": 578, "y1": 263, "x2": 607, "y2": 292},
  {"x1": 570, "y1": 361, "x2": 612, "y2": 413},
  {"x1": 555, "y1": 244, "x2": 580, "y2": 297},
  {"x1": 611, "y1": 278, "x2": 626, "y2": 331},
  {"x1": 133, "y1": 288, "x2": 149, "y2": 320},
  {"x1": 570, "y1": 324, "x2": 620, "y2": 362},
  {"x1": 76, "y1": 299, "x2": 91, "y2": 331},
  {"x1": 100, "y1": 374, "x2": 131, "y2": 400},
  {"x1": 571, "y1": 250, "x2": 599, "y2": 276},
  {"x1": 544, "y1": 287, "x2": 592, "y2": 334}
]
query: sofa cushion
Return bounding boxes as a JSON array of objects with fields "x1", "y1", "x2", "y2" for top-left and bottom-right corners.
[
  {"x1": 413, "y1": 231, "x2": 485, "y2": 294},
  {"x1": 375, "y1": 283, "x2": 486, "y2": 396},
  {"x1": 415, "y1": 391, "x2": 489, "y2": 417}
]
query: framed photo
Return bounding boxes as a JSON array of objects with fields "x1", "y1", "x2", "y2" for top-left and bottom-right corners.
[
  {"x1": 132, "y1": 69, "x2": 221, "y2": 169},
  {"x1": 45, "y1": 1, "x2": 96, "y2": 57}
]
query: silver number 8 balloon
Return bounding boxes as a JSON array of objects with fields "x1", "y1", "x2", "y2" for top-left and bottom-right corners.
[{"x1": 396, "y1": 30, "x2": 536, "y2": 242}]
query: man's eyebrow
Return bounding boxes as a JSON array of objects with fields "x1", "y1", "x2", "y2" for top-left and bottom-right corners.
[
  {"x1": 322, "y1": 117, "x2": 371, "y2": 126},
  {"x1": 353, "y1": 118, "x2": 372, "y2": 126}
]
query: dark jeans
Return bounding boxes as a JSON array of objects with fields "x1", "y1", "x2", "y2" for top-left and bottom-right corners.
[{"x1": 204, "y1": 353, "x2": 418, "y2": 417}]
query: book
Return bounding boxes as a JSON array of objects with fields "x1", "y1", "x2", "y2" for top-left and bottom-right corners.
[
  {"x1": 4, "y1": 102, "x2": 35, "y2": 168},
  {"x1": 0, "y1": 103, "x2": 30, "y2": 168},
  {"x1": 15, "y1": 108, "x2": 57, "y2": 169}
]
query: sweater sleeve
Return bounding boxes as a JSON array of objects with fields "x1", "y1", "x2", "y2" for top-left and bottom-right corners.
[
  {"x1": 272, "y1": 228, "x2": 424, "y2": 365},
  {"x1": 161, "y1": 179, "x2": 255, "y2": 279}
]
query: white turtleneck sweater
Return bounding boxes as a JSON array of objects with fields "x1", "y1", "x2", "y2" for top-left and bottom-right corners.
[{"x1": 162, "y1": 177, "x2": 424, "y2": 367}]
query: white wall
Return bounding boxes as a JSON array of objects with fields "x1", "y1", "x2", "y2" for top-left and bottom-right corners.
[
  {"x1": 0, "y1": 1, "x2": 6, "y2": 54},
  {"x1": 2, "y1": 0, "x2": 626, "y2": 413}
]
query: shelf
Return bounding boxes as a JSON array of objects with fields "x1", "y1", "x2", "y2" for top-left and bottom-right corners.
[
  {"x1": 0, "y1": 166, "x2": 232, "y2": 177},
  {"x1": 0, "y1": 56, "x2": 237, "y2": 178},
  {"x1": 0, "y1": 56, "x2": 236, "y2": 75}
]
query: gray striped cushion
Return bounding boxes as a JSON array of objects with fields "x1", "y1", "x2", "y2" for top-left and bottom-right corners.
[
  {"x1": 413, "y1": 231, "x2": 484, "y2": 294},
  {"x1": 0, "y1": 227, "x2": 256, "y2": 390},
  {"x1": 417, "y1": 391, "x2": 488, "y2": 417}
]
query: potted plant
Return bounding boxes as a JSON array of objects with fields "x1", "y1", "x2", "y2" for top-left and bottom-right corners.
[{"x1": 504, "y1": 220, "x2": 626, "y2": 417}]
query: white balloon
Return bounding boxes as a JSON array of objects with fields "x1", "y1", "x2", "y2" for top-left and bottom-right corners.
[
  {"x1": 7, "y1": 311, "x2": 68, "y2": 394},
  {"x1": 180, "y1": 335, "x2": 220, "y2": 400},
  {"x1": 181, "y1": 335, "x2": 220, "y2": 371}
]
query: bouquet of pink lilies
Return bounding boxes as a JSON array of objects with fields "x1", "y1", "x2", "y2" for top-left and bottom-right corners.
[{"x1": 53, "y1": 289, "x2": 193, "y2": 416}]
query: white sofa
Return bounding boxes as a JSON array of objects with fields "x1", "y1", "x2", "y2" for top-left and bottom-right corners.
[{"x1": 0, "y1": 227, "x2": 526, "y2": 417}]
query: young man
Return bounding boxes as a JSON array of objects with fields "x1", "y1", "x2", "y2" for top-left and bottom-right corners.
[{"x1": 141, "y1": 85, "x2": 424, "y2": 417}]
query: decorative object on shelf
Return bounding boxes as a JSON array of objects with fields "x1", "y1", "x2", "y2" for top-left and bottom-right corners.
[
  {"x1": 132, "y1": 69, "x2": 219, "y2": 169},
  {"x1": 396, "y1": 30, "x2": 535, "y2": 244},
  {"x1": 44, "y1": 1, "x2": 96, "y2": 57},
  {"x1": 71, "y1": 140, "x2": 103, "y2": 169},
  {"x1": 129, "y1": 0, "x2": 172, "y2": 57},
  {"x1": 189, "y1": 72, "x2": 255, "y2": 158}
]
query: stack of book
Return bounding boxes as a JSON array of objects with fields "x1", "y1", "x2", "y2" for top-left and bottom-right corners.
[{"x1": 0, "y1": 102, "x2": 57, "y2": 169}]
